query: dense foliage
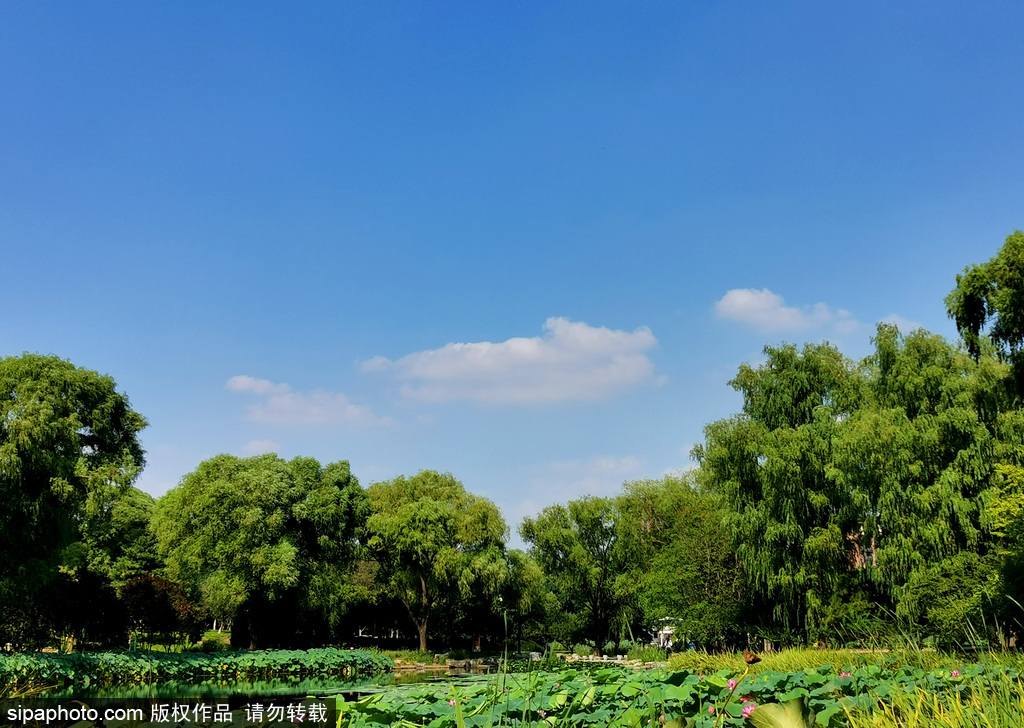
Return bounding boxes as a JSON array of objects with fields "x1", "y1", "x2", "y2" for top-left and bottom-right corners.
[
  {"x1": 152, "y1": 454, "x2": 368, "y2": 648},
  {"x1": 365, "y1": 470, "x2": 509, "y2": 652},
  {"x1": 0, "y1": 354, "x2": 147, "y2": 649},
  {"x1": 694, "y1": 324, "x2": 1024, "y2": 645}
]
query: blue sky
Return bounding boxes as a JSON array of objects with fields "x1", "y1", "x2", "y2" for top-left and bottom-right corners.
[{"x1": 3, "y1": 2, "x2": 1023, "y2": 545}]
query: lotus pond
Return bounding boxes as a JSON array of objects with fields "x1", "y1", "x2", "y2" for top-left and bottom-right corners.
[
  {"x1": 3, "y1": 650, "x2": 1024, "y2": 726},
  {"x1": 328, "y1": 660, "x2": 1024, "y2": 727}
]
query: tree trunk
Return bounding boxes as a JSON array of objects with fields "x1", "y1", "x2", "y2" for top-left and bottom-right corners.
[
  {"x1": 402, "y1": 574, "x2": 431, "y2": 653},
  {"x1": 417, "y1": 620, "x2": 428, "y2": 653}
]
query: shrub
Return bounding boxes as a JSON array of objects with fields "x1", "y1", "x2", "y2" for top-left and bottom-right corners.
[
  {"x1": 199, "y1": 636, "x2": 228, "y2": 653},
  {"x1": 627, "y1": 644, "x2": 667, "y2": 662},
  {"x1": 602, "y1": 640, "x2": 617, "y2": 656},
  {"x1": 572, "y1": 643, "x2": 594, "y2": 657}
]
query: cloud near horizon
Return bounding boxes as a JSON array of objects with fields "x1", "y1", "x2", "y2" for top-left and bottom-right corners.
[
  {"x1": 506, "y1": 455, "x2": 647, "y2": 539},
  {"x1": 361, "y1": 317, "x2": 665, "y2": 404},
  {"x1": 879, "y1": 313, "x2": 924, "y2": 334},
  {"x1": 239, "y1": 438, "x2": 280, "y2": 455},
  {"x1": 715, "y1": 288, "x2": 859, "y2": 335},
  {"x1": 226, "y1": 375, "x2": 385, "y2": 426}
]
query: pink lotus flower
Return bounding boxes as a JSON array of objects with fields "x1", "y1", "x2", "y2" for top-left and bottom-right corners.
[
  {"x1": 840, "y1": 672, "x2": 852, "y2": 678},
  {"x1": 742, "y1": 703, "x2": 757, "y2": 718},
  {"x1": 538, "y1": 709, "x2": 547, "y2": 718},
  {"x1": 951, "y1": 670, "x2": 961, "y2": 678},
  {"x1": 707, "y1": 705, "x2": 715, "y2": 715},
  {"x1": 728, "y1": 679, "x2": 738, "y2": 690},
  {"x1": 448, "y1": 699, "x2": 456, "y2": 706}
]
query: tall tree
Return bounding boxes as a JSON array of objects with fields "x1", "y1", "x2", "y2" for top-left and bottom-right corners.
[
  {"x1": 697, "y1": 327, "x2": 1019, "y2": 644},
  {"x1": 520, "y1": 496, "x2": 639, "y2": 649},
  {"x1": 364, "y1": 471, "x2": 508, "y2": 652},
  {"x1": 833, "y1": 325, "x2": 1007, "y2": 639},
  {"x1": 152, "y1": 453, "x2": 367, "y2": 647},
  {"x1": 617, "y1": 476, "x2": 744, "y2": 647},
  {"x1": 693, "y1": 342, "x2": 863, "y2": 640},
  {"x1": 946, "y1": 229, "x2": 1024, "y2": 362},
  {"x1": 68, "y1": 485, "x2": 161, "y2": 588},
  {"x1": 0, "y1": 353, "x2": 146, "y2": 647}
]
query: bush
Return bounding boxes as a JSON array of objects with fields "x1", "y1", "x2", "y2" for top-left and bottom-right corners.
[
  {"x1": 199, "y1": 636, "x2": 228, "y2": 653},
  {"x1": 627, "y1": 644, "x2": 667, "y2": 662},
  {"x1": 572, "y1": 643, "x2": 594, "y2": 657},
  {"x1": 548, "y1": 641, "x2": 566, "y2": 653},
  {"x1": 602, "y1": 640, "x2": 617, "y2": 656}
]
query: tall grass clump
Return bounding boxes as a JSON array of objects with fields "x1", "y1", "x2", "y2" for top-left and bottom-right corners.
[{"x1": 843, "y1": 670, "x2": 1024, "y2": 727}]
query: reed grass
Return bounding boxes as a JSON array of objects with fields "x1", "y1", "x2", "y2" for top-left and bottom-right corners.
[{"x1": 843, "y1": 671, "x2": 1024, "y2": 727}]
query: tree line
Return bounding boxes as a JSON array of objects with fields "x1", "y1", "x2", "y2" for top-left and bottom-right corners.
[{"x1": 2, "y1": 233, "x2": 1024, "y2": 653}]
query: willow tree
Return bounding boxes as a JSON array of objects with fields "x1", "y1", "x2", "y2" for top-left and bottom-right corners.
[
  {"x1": 988, "y1": 463, "x2": 1024, "y2": 642},
  {"x1": 364, "y1": 470, "x2": 508, "y2": 652},
  {"x1": 945, "y1": 230, "x2": 1024, "y2": 362},
  {"x1": 693, "y1": 342, "x2": 863, "y2": 641},
  {"x1": 831, "y1": 325, "x2": 1011, "y2": 642},
  {"x1": 697, "y1": 325, "x2": 1021, "y2": 644}
]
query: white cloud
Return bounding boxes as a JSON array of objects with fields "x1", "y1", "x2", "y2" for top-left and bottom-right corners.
[
  {"x1": 226, "y1": 375, "x2": 290, "y2": 396},
  {"x1": 226, "y1": 376, "x2": 385, "y2": 426},
  {"x1": 550, "y1": 455, "x2": 644, "y2": 477},
  {"x1": 362, "y1": 317, "x2": 664, "y2": 404},
  {"x1": 715, "y1": 288, "x2": 858, "y2": 335},
  {"x1": 240, "y1": 439, "x2": 280, "y2": 455}
]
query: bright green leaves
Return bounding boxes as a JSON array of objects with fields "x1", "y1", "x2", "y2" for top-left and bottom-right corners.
[
  {"x1": 617, "y1": 476, "x2": 743, "y2": 646},
  {"x1": 746, "y1": 697, "x2": 816, "y2": 728},
  {"x1": 696, "y1": 326, "x2": 1020, "y2": 643},
  {"x1": 365, "y1": 470, "x2": 508, "y2": 652},
  {"x1": 520, "y1": 496, "x2": 637, "y2": 649},
  {"x1": 696, "y1": 343, "x2": 860, "y2": 637},
  {"x1": 946, "y1": 230, "x2": 1024, "y2": 362},
  {"x1": 152, "y1": 453, "x2": 367, "y2": 646}
]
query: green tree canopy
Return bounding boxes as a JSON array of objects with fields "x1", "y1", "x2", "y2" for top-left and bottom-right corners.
[
  {"x1": 617, "y1": 475, "x2": 744, "y2": 646},
  {"x1": 695, "y1": 327, "x2": 1021, "y2": 644},
  {"x1": 364, "y1": 470, "x2": 508, "y2": 652},
  {"x1": 152, "y1": 453, "x2": 367, "y2": 647},
  {"x1": 520, "y1": 496, "x2": 639, "y2": 649},
  {"x1": 693, "y1": 342, "x2": 863, "y2": 640},
  {"x1": 946, "y1": 229, "x2": 1024, "y2": 362},
  {"x1": 0, "y1": 353, "x2": 146, "y2": 646},
  {"x1": 66, "y1": 485, "x2": 161, "y2": 588}
]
